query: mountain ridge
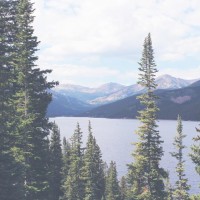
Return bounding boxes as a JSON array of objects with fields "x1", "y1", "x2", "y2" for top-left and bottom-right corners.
[
  {"x1": 47, "y1": 75, "x2": 200, "y2": 119},
  {"x1": 78, "y1": 84, "x2": 200, "y2": 121}
]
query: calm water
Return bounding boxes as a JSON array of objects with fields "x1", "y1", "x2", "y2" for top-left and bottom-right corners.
[{"x1": 50, "y1": 117, "x2": 200, "y2": 194}]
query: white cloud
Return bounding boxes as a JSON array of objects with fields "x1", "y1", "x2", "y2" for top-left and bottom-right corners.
[
  {"x1": 32, "y1": 0, "x2": 200, "y2": 84},
  {"x1": 33, "y1": 0, "x2": 200, "y2": 60},
  {"x1": 157, "y1": 66, "x2": 200, "y2": 80}
]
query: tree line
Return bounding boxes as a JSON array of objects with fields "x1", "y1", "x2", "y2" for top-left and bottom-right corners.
[{"x1": 1, "y1": 0, "x2": 200, "y2": 199}]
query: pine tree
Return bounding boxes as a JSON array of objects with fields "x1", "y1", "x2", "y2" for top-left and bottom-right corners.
[
  {"x1": 82, "y1": 121, "x2": 105, "y2": 200},
  {"x1": 61, "y1": 137, "x2": 71, "y2": 199},
  {"x1": 190, "y1": 125, "x2": 200, "y2": 185},
  {"x1": 171, "y1": 115, "x2": 190, "y2": 200},
  {"x1": 190, "y1": 194, "x2": 200, "y2": 200},
  {"x1": 13, "y1": 0, "x2": 56, "y2": 199},
  {"x1": 127, "y1": 33, "x2": 167, "y2": 200},
  {"x1": 49, "y1": 122, "x2": 63, "y2": 200},
  {"x1": 0, "y1": 1, "x2": 24, "y2": 199},
  {"x1": 165, "y1": 176, "x2": 173, "y2": 200},
  {"x1": 93, "y1": 138, "x2": 105, "y2": 199},
  {"x1": 120, "y1": 176, "x2": 128, "y2": 200},
  {"x1": 62, "y1": 137, "x2": 71, "y2": 180},
  {"x1": 63, "y1": 123, "x2": 84, "y2": 200},
  {"x1": 105, "y1": 161, "x2": 121, "y2": 200}
]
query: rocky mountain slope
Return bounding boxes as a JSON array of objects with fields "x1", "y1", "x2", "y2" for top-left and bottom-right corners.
[{"x1": 79, "y1": 82, "x2": 200, "y2": 121}]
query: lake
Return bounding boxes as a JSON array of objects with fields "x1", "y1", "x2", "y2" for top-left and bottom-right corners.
[{"x1": 50, "y1": 117, "x2": 200, "y2": 194}]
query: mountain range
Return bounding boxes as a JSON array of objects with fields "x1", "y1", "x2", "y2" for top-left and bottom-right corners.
[{"x1": 47, "y1": 74, "x2": 200, "y2": 120}]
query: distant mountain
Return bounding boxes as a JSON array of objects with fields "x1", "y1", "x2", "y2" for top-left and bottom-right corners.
[
  {"x1": 89, "y1": 84, "x2": 143, "y2": 105},
  {"x1": 89, "y1": 75, "x2": 198, "y2": 105},
  {"x1": 53, "y1": 82, "x2": 125, "y2": 103},
  {"x1": 48, "y1": 75, "x2": 200, "y2": 118},
  {"x1": 188, "y1": 80, "x2": 200, "y2": 87},
  {"x1": 47, "y1": 91, "x2": 95, "y2": 117},
  {"x1": 79, "y1": 84, "x2": 200, "y2": 121},
  {"x1": 156, "y1": 74, "x2": 195, "y2": 89},
  {"x1": 93, "y1": 82, "x2": 125, "y2": 94}
]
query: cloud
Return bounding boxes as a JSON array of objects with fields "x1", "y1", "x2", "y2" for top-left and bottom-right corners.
[
  {"x1": 33, "y1": 0, "x2": 200, "y2": 61},
  {"x1": 157, "y1": 66, "x2": 200, "y2": 80},
  {"x1": 32, "y1": 0, "x2": 200, "y2": 85}
]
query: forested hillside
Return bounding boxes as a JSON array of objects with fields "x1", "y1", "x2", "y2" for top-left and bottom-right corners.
[{"x1": 80, "y1": 84, "x2": 200, "y2": 121}]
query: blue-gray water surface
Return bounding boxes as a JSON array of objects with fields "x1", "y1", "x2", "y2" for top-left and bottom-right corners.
[{"x1": 50, "y1": 117, "x2": 200, "y2": 194}]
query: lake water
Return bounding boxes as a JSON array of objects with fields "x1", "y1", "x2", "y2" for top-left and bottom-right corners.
[{"x1": 50, "y1": 117, "x2": 200, "y2": 194}]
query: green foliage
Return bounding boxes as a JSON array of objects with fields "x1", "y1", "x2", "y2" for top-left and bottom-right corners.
[
  {"x1": 190, "y1": 125, "x2": 200, "y2": 187},
  {"x1": 120, "y1": 176, "x2": 128, "y2": 200},
  {"x1": 62, "y1": 136, "x2": 71, "y2": 181},
  {"x1": 49, "y1": 122, "x2": 63, "y2": 200},
  {"x1": 82, "y1": 121, "x2": 105, "y2": 200},
  {"x1": 171, "y1": 115, "x2": 190, "y2": 199},
  {"x1": 190, "y1": 194, "x2": 200, "y2": 200},
  {"x1": 105, "y1": 161, "x2": 121, "y2": 200},
  {"x1": 63, "y1": 123, "x2": 84, "y2": 200},
  {"x1": 127, "y1": 33, "x2": 167, "y2": 200},
  {"x1": 0, "y1": 1, "x2": 24, "y2": 199},
  {"x1": 1, "y1": 0, "x2": 56, "y2": 199}
]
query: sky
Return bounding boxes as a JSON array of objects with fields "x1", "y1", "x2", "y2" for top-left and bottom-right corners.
[{"x1": 33, "y1": 0, "x2": 200, "y2": 87}]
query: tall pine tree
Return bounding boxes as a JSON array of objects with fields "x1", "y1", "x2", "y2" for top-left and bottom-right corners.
[
  {"x1": 127, "y1": 33, "x2": 167, "y2": 200},
  {"x1": 171, "y1": 115, "x2": 190, "y2": 200},
  {"x1": 62, "y1": 137, "x2": 71, "y2": 185},
  {"x1": 0, "y1": 1, "x2": 24, "y2": 199},
  {"x1": 63, "y1": 123, "x2": 84, "y2": 200},
  {"x1": 49, "y1": 122, "x2": 62, "y2": 200},
  {"x1": 13, "y1": 0, "x2": 56, "y2": 199},
  {"x1": 82, "y1": 121, "x2": 105, "y2": 200},
  {"x1": 190, "y1": 125, "x2": 200, "y2": 187},
  {"x1": 120, "y1": 176, "x2": 128, "y2": 200},
  {"x1": 105, "y1": 161, "x2": 121, "y2": 200}
]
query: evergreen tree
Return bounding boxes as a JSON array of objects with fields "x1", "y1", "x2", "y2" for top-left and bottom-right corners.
[
  {"x1": 0, "y1": 1, "x2": 24, "y2": 199},
  {"x1": 63, "y1": 123, "x2": 84, "y2": 200},
  {"x1": 49, "y1": 122, "x2": 62, "y2": 200},
  {"x1": 190, "y1": 125, "x2": 200, "y2": 185},
  {"x1": 93, "y1": 138, "x2": 105, "y2": 199},
  {"x1": 13, "y1": 0, "x2": 56, "y2": 199},
  {"x1": 190, "y1": 194, "x2": 200, "y2": 200},
  {"x1": 82, "y1": 121, "x2": 105, "y2": 200},
  {"x1": 61, "y1": 137, "x2": 71, "y2": 199},
  {"x1": 171, "y1": 115, "x2": 190, "y2": 200},
  {"x1": 120, "y1": 176, "x2": 128, "y2": 200},
  {"x1": 127, "y1": 33, "x2": 167, "y2": 200},
  {"x1": 62, "y1": 137, "x2": 71, "y2": 181},
  {"x1": 105, "y1": 161, "x2": 121, "y2": 200},
  {"x1": 165, "y1": 176, "x2": 173, "y2": 200}
]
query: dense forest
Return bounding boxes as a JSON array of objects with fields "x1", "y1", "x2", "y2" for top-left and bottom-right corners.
[{"x1": 1, "y1": 0, "x2": 200, "y2": 200}]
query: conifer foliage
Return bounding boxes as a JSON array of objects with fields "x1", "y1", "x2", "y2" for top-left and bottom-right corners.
[
  {"x1": 0, "y1": 1, "x2": 24, "y2": 199},
  {"x1": 171, "y1": 115, "x2": 190, "y2": 199},
  {"x1": 13, "y1": 0, "x2": 56, "y2": 199},
  {"x1": 190, "y1": 125, "x2": 200, "y2": 184},
  {"x1": 63, "y1": 123, "x2": 84, "y2": 200},
  {"x1": 127, "y1": 33, "x2": 167, "y2": 200},
  {"x1": 105, "y1": 161, "x2": 121, "y2": 200},
  {"x1": 49, "y1": 122, "x2": 63, "y2": 200},
  {"x1": 0, "y1": 0, "x2": 56, "y2": 199},
  {"x1": 82, "y1": 121, "x2": 105, "y2": 200}
]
